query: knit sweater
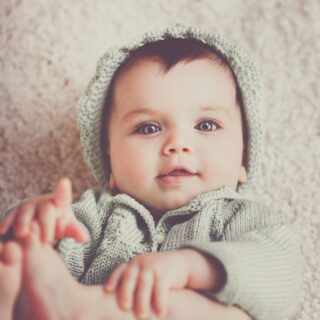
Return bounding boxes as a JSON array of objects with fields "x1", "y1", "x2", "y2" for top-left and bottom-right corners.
[{"x1": 55, "y1": 186, "x2": 302, "y2": 320}]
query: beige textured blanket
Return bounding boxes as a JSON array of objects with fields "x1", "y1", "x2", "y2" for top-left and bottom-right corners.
[{"x1": 0, "y1": 1, "x2": 319, "y2": 318}]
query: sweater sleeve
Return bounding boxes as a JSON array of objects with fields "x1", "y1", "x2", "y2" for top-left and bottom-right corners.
[
  {"x1": 56, "y1": 187, "x2": 112, "y2": 281},
  {"x1": 179, "y1": 201, "x2": 303, "y2": 320}
]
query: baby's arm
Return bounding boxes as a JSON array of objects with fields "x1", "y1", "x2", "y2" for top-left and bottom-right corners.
[
  {"x1": 103, "y1": 248, "x2": 250, "y2": 319},
  {"x1": 179, "y1": 206, "x2": 303, "y2": 320},
  {"x1": 0, "y1": 178, "x2": 87, "y2": 244},
  {"x1": 164, "y1": 287, "x2": 250, "y2": 320}
]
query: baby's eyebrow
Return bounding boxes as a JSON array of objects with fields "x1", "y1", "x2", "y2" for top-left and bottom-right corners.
[
  {"x1": 122, "y1": 108, "x2": 158, "y2": 122},
  {"x1": 199, "y1": 105, "x2": 232, "y2": 118}
]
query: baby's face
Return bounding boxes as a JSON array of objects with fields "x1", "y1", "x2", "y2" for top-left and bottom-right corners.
[{"x1": 107, "y1": 57, "x2": 246, "y2": 217}]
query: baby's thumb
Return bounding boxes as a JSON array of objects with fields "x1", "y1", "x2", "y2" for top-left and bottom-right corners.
[
  {"x1": 54, "y1": 177, "x2": 72, "y2": 208},
  {"x1": 63, "y1": 222, "x2": 88, "y2": 243}
]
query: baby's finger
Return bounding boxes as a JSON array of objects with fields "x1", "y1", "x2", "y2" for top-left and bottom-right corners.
[
  {"x1": 55, "y1": 217, "x2": 66, "y2": 239},
  {"x1": 60, "y1": 221, "x2": 88, "y2": 243},
  {"x1": 28, "y1": 221, "x2": 42, "y2": 243},
  {"x1": 117, "y1": 265, "x2": 140, "y2": 311},
  {"x1": 134, "y1": 268, "x2": 154, "y2": 319},
  {"x1": 37, "y1": 202, "x2": 56, "y2": 243},
  {"x1": 152, "y1": 279, "x2": 169, "y2": 318},
  {"x1": 0, "y1": 209, "x2": 18, "y2": 235},
  {"x1": 14, "y1": 203, "x2": 37, "y2": 238},
  {"x1": 53, "y1": 178, "x2": 72, "y2": 209},
  {"x1": 104, "y1": 263, "x2": 128, "y2": 293}
]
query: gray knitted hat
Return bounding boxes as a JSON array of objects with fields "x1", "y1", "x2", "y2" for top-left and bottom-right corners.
[{"x1": 77, "y1": 23, "x2": 264, "y2": 194}]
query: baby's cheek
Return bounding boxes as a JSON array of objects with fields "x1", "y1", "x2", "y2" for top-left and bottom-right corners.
[{"x1": 116, "y1": 151, "x2": 152, "y2": 186}]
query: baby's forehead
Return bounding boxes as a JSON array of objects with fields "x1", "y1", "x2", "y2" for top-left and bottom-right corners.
[
  {"x1": 109, "y1": 60, "x2": 241, "y2": 125},
  {"x1": 113, "y1": 56, "x2": 237, "y2": 100}
]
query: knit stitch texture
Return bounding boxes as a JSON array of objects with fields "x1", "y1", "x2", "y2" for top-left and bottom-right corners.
[{"x1": 57, "y1": 186, "x2": 303, "y2": 320}]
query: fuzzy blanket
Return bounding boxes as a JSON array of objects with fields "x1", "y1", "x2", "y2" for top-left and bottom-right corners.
[{"x1": 0, "y1": 0, "x2": 319, "y2": 318}]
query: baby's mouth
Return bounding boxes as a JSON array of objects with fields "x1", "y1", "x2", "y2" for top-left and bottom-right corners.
[
  {"x1": 158, "y1": 166, "x2": 197, "y2": 178},
  {"x1": 164, "y1": 169, "x2": 194, "y2": 176}
]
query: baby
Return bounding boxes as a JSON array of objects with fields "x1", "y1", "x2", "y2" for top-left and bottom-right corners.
[{"x1": 0, "y1": 24, "x2": 302, "y2": 320}]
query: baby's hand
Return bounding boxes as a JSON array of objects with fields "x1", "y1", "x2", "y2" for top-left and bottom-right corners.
[
  {"x1": 0, "y1": 178, "x2": 88, "y2": 244},
  {"x1": 103, "y1": 250, "x2": 191, "y2": 319}
]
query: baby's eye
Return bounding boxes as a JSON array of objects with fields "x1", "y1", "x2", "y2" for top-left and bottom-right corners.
[
  {"x1": 195, "y1": 119, "x2": 219, "y2": 132},
  {"x1": 134, "y1": 123, "x2": 161, "y2": 135}
]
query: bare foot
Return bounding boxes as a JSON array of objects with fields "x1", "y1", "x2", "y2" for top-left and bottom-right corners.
[
  {"x1": 0, "y1": 241, "x2": 22, "y2": 320},
  {"x1": 21, "y1": 224, "x2": 140, "y2": 320}
]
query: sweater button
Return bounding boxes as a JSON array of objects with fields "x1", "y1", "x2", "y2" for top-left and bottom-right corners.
[{"x1": 156, "y1": 233, "x2": 165, "y2": 244}]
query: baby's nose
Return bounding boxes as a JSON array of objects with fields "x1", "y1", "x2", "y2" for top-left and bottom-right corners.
[
  {"x1": 166, "y1": 146, "x2": 190, "y2": 154},
  {"x1": 162, "y1": 135, "x2": 192, "y2": 155}
]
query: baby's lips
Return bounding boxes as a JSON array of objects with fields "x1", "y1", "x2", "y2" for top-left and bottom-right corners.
[
  {"x1": 158, "y1": 165, "x2": 196, "y2": 177},
  {"x1": 166, "y1": 169, "x2": 195, "y2": 176}
]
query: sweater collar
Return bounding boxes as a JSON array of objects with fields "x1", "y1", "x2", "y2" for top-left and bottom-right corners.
[{"x1": 108, "y1": 186, "x2": 244, "y2": 223}]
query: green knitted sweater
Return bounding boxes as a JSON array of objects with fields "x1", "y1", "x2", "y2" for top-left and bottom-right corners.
[{"x1": 56, "y1": 186, "x2": 302, "y2": 320}]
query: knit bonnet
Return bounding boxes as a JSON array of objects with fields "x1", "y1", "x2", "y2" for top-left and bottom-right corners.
[{"x1": 77, "y1": 23, "x2": 264, "y2": 194}]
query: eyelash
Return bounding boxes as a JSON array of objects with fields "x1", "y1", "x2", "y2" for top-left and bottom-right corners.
[{"x1": 133, "y1": 118, "x2": 222, "y2": 135}]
